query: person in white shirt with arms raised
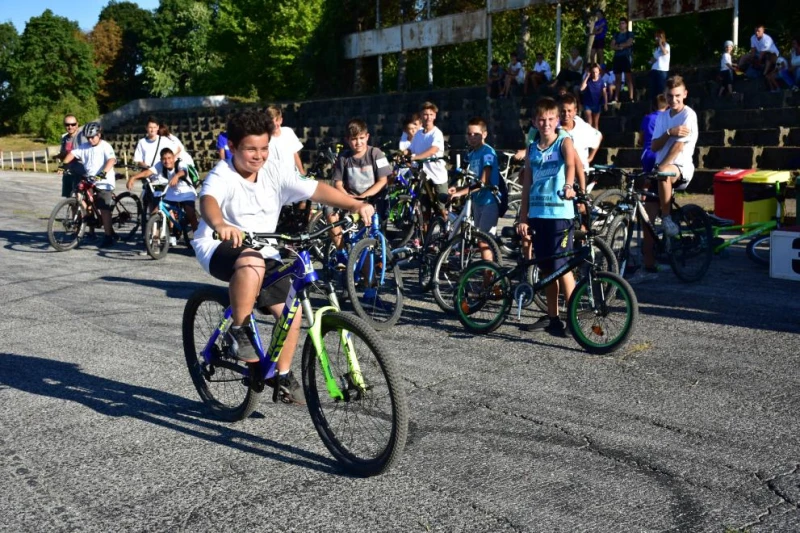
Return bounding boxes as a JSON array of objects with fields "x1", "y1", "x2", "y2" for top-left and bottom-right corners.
[
  {"x1": 191, "y1": 110, "x2": 374, "y2": 404},
  {"x1": 632, "y1": 75, "x2": 698, "y2": 283}
]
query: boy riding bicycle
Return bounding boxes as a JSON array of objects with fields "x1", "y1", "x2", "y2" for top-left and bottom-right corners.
[{"x1": 191, "y1": 110, "x2": 374, "y2": 404}]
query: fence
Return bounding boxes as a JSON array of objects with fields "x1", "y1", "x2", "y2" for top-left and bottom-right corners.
[{"x1": 0, "y1": 149, "x2": 141, "y2": 178}]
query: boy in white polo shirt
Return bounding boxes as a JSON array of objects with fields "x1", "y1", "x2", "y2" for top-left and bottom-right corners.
[{"x1": 409, "y1": 101, "x2": 449, "y2": 228}]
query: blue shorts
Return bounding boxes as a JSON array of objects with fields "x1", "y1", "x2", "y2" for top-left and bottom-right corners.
[
  {"x1": 584, "y1": 103, "x2": 601, "y2": 114},
  {"x1": 529, "y1": 218, "x2": 574, "y2": 272}
]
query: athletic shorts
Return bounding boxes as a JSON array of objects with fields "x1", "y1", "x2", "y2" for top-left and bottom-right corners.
[
  {"x1": 592, "y1": 38, "x2": 606, "y2": 50},
  {"x1": 420, "y1": 181, "x2": 449, "y2": 213},
  {"x1": 613, "y1": 56, "x2": 632, "y2": 75},
  {"x1": 585, "y1": 103, "x2": 602, "y2": 114},
  {"x1": 208, "y1": 240, "x2": 292, "y2": 309},
  {"x1": 472, "y1": 201, "x2": 499, "y2": 234},
  {"x1": 529, "y1": 217, "x2": 574, "y2": 272},
  {"x1": 94, "y1": 190, "x2": 114, "y2": 211}
]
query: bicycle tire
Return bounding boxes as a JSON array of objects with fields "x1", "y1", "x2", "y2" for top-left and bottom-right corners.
[
  {"x1": 47, "y1": 198, "x2": 84, "y2": 252},
  {"x1": 302, "y1": 311, "x2": 408, "y2": 476},
  {"x1": 745, "y1": 233, "x2": 771, "y2": 266},
  {"x1": 454, "y1": 260, "x2": 510, "y2": 334},
  {"x1": 391, "y1": 198, "x2": 421, "y2": 247},
  {"x1": 506, "y1": 192, "x2": 522, "y2": 219},
  {"x1": 592, "y1": 189, "x2": 627, "y2": 236},
  {"x1": 432, "y1": 229, "x2": 503, "y2": 313},
  {"x1": 182, "y1": 287, "x2": 260, "y2": 422},
  {"x1": 112, "y1": 192, "x2": 143, "y2": 241},
  {"x1": 668, "y1": 204, "x2": 713, "y2": 282},
  {"x1": 532, "y1": 235, "x2": 619, "y2": 314},
  {"x1": 604, "y1": 214, "x2": 633, "y2": 268},
  {"x1": 144, "y1": 211, "x2": 170, "y2": 260},
  {"x1": 418, "y1": 216, "x2": 447, "y2": 292},
  {"x1": 567, "y1": 271, "x2": 638, "y2": 355},
  {"x1": 345, "y1": 237, "x2": 404, "y2": 330}
]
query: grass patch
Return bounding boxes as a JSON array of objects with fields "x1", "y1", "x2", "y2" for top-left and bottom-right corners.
[{"x1": 0, "y1": 134, "x2": 51, "y2": 153}]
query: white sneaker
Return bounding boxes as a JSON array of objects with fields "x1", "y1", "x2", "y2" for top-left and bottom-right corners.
[
  {"x1": 169, "y1": 236, "x2": 177, "y2": 246},
  {"x1": 627, "y1": 268, "x2": 659, "y2": 284},
  {"x1": 661, "y1": 216, "x2": 679, "y2": 237}
]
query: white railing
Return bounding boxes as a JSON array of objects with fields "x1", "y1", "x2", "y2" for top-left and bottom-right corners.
[{"x1": 0, "y1": 149, "x2": 56, "y2": 172}]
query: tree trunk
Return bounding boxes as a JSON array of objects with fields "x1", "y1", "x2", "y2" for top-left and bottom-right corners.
[
  {"x1": 517, "y1": 10, "x2": 530, "y2": 61},
  {"x1": 354, "y1": 57, "x2": 363, "y2": 94},
  {"x1": 397, "y1": 50, "x2": 407, "y2": 92}
]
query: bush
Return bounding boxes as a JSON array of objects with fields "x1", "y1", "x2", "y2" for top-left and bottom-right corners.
[{"x1": 17, "y1": 95, "x2": 99, "y2": 144}]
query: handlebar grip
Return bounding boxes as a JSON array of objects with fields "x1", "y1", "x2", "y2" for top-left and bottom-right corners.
[{"x1": 212, "y1": 230, "x2": 245, "y2": 241}]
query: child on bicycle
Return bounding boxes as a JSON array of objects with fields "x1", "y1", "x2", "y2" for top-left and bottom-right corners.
[
  {"x1": 191, "y1": 109, "x2": 374, "y2": 404},
  {"x1": 61, "y1": 122, "x2": 118, "y2": 248},
  {"x1": 399, "y1": 113, "x2": 421, "y2": 153},
  {"x1": 516, "y1": 98, "x2": 578, "y2": 336},
  {"x1": 447, "y1": 116, "x2": 501, "y2": 262},
  {"x1": 409, "y1": 102, "x2": 450, "y2": 227},
  {"x1": 326, "y1": 118, "x2": 392, "y2": 266}
]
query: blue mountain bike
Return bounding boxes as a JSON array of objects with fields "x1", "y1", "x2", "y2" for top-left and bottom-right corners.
[{"x1": 182, "y1": 216, "x2": 408, "y2": 476}]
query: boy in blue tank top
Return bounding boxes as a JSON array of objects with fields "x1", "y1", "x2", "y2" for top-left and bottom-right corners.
[{"x1": 517, "y1": 98, "x2": 578, "y2": 336}]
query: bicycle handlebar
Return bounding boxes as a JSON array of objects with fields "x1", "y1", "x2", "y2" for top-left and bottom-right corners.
[
  {"x1": 212, "y1": 214, "x2": 360, "y2": 247},
  {"x1": 592, "y1": 165, "x2": 676, "y2": 179}
]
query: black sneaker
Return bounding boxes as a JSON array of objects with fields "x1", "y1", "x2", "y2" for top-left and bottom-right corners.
[
  {"x1": 224, "y1": 325, "x2": 259, "y2": 363},
  {"x1": 267, "y1": 371, "x2": 305, "y2": 405},
  {"x1": 544, "y1": 317, "x2": 567, "y2": 338},
  {"x1": 99, "y1": 235, "x2": 114, "y2": 248},
  {"x1": 521, "y1": 315, "x2": 551, "y2": 332}
]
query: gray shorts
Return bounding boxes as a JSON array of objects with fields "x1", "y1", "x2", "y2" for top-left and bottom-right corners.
[{"x1": 472, "y1": 201, "x2": 499, "y2": 234}]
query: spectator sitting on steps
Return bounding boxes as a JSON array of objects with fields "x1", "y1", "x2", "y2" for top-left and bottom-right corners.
[
  {"x1": 487, "y1": 60, "x2": 504, "y2": 98},
  {"x1": 524, "y1": 52, "x2": 553, "y2": 95},
  {"x1": 500, "y1": 52, "x2": 525, "y2": 98},
  {"x1": 790, "y1": 37, "x2": 800, "y2": 91},
  {"x1": 550, "y1": 47, "x2": 584, "y2": 89},
  {"x1": 738, "y1": 25, "x2": 779, "y2": 79}
]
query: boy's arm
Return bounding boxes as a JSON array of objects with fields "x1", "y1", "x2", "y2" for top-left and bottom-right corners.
[
  {"x1": 127, "y1": 168, "x2": 152, "y2": 190},
  {"x1": 311, "y1": 182, "x2": 374, "y2": 224},
  {"x1": 200, "y1": 195, "x2": 243, "y2": 247},
  {"x1": 333, "y1": 179, "x2": 348, "y2": 195},
  {"x1": 169, "y1": 168, "x2": 187, "y2": 187},
  {"x1": 656, "y1": 139, "x2": 685, "y2": 168},
  {"x1": 62, "y1": 152, "x2": 76, "y2": 166},
  {"x1": 411, "y1": 145, "x2": 441, "y2": 160},
  {"x1": 561, "y1": 138, "x2": 577, "y2": 198},
  {"x1": 357, "y1": 176, "x2": 388, "y2": 199},
  {"x1": 294, "y1": 152, "x2": 305, "y2": 175},
  {"x1": 102, "y1": 157, "x2": 117, "y2": 175}
]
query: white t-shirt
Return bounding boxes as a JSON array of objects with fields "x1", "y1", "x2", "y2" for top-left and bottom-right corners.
[
  {"x1": 652, "y1": 43, "x2": 670, "y2": 71},
  {"x1": 399, "y1": 131, "x2": 411, "y2": 152},
  {"x1": 602, "y1": 71, "x2": 616, "y2": 86},
  {"x1": 720, "y1": 52, "x2": 733, "y2": 71},
  {"x1": 71, "y1": 141, "x2": 116, "y2": 190},
  {"x1": 534, "y1": 60, "x2": 552, "y2": 80},
  {"x1": 134, "y1": 136, "x2": 177, "y2": 168},
  {"x1": 508, "y1": 60, "x2": 524, "y2": 83},
  {"x1": 409, "y1": 126, "x2": 448, "y2": 185},
  {"x1": 791, "y1": 49, "x2": 800, "y2": 69},
  {"x1": 268, "y1": 126, "x2": 303, "y2": 177},
  {"x1": 563, "y1": 116, "x2": 602, "y2": 171},
  {"x1": 652, "y1": 106, "x2": 698, "y2": 182},
  {"x1": 192, "y1": 159, "x2": 319, "y2": 272},
  {"x1": 751, "y1": 33, "x2": 779, "y2": 55},
  {"x1": 567, "y1": 55, "x2": 583, "y2": 72},
  {"x1": 167, "y1": 134, "x2": 194, "y2": 167},
  {"x1": 145, "y1": 160, "x2": 197, "y2": 203}
]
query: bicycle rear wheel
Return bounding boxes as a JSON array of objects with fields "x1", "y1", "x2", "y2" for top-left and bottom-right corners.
[
  {"x1": 346, "y1": 237, "x2": 404, "y2": 330},
  {"x1": 454, "y1": 260, "x2": 510, "y2": 334},
  {"x1": 567, "y1": 271, "x2": 638, "y2": 355},
  {"x1": 302, "y1": 312, "x2": 408, "y2": 476},
  {"x1": 745, "y1": 233, "x2": 771, "y2": 266},
  {"x1": 144, "y1": 211, "x2": 170, "y2": 259},
  {"x1": 432, "y1": 229, "x2": 503, "y2": 313},
  {"x1": 47, "y1": 198, "x2": 84, "y2": 251},
  {"x1": 668, "y1": 204, "x2": 713, "y2": 282},
  {"x1": 182, "y1": 288, "x2": 259, "y2": 422},
  {"x1": 112, "y1": 192, "x2": 143, "y2": 241}
]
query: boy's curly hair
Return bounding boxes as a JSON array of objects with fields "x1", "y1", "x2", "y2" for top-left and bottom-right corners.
[{"x1": 226, "y1": 109, "x2": 275, "y2": 147}]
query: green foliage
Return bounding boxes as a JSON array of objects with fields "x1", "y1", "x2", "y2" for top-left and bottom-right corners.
[
  {"x1": 0, "y1": 22, "x2": 19, "y2": 131},
  {"x1": 9, "y1": 10, "x2": 98, "y2": 129},
  {"x1": 99, "y1": 1, "x2": 154, "y2": 106},
  {"x1": 18, "y1": 94, "x2": 99, "y2": 143}
]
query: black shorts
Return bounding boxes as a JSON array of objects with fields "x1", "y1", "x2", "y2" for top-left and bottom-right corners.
[
  {"x1": 95, "y1": 190, "x2": 114, "y2": 210},
  {"x1": 613, "y1": 55, "x2": 632, "y2": 75},
  {"x1": 643, "y1": 169, "x2": 688, "y2": 203},
  {"x1": 592, "y1": 38, "x2": 605, "y2": 50},
  {"x1": 420, "y1": 180, "x2": 449, "y2": 213},
  {"x1": 209, "y1": 240, "x2": 292, "y2": 309},
  {"x1": 529, "y1": 218, "x2": 574, "y2": 272}
]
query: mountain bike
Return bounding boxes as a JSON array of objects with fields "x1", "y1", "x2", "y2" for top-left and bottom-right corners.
[
  {"x1": 594, "y1": 165, "x2": 713, "y2": 282},
  {"x1": 142, "y1": 178, "x2": 195, "y2": 260},
  {"x1": 47, "y1": 172, "x2": 142, "y2": 251},
  {"x1": 454, "y1": 191, "x2": 638, "y2": 355},
  {"x1": 182, "y1": 216, "x2": 408, "y2": 476}
]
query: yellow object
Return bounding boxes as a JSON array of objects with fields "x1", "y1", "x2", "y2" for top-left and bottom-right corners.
[{"x1": 742, "y1": 171, "x2": 791, "y2": 225}]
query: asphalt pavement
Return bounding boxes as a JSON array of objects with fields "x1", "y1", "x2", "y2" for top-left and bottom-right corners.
[{"x1": 1, "y1": 171, "x2": 799, "y2": 532}]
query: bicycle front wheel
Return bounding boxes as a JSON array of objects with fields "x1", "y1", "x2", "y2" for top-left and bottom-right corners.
[
  {"x1": 432, "y1": 229, "x2": 503, "y2": 313},
  {"x1": 418, "y1": 216, "x2": 448, "y2": 292},
  {"x1": 454, "y1": 260, "x2": 510, "y2": 334},
  {"x1": 745, "y1": 233, "x2": 771, "y2": 266},
  {"x1": 47, "y1": 197, "x2": 83, "y2": 251},
  {"x1": 302, "y1": 311, "x2": 408, "y2": 476},
  {"x1": 112, "y1": 192, "x2": 143, "y2": 241},
  {"x1": 346, "y1": 237, "x2": 404, "y2": 330},
  {"x1": 182, "y1": 288, "x2": 259, "y2": 422},
  {"x1": 144, "y1": 211, "x2": 170, "y2": 260},
  {"x1": 668, "y1": 204, "x2": 713, "y2": 282},
  {"x1": 567, "y1": 271, "x2": 638, "y2": 355}
]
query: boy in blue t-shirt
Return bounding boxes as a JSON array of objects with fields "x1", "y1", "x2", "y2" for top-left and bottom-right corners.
[
  {"x1": 447, "y1": 117, "x2": 501, "y2": 261},
  {"x1": 640, "y1": 94, "x2": 667, "y2": 172},
  {"x1": 517, "y1": 98, "x2": 578, "y2": 336}
]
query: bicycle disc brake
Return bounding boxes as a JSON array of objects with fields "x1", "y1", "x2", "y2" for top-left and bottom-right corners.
[{"x1": 514, "y1": 282, "x2": 534, "y2": 319}]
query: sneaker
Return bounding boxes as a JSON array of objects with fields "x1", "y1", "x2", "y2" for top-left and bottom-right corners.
[
  {"x1": 99, "y1": 235, "x2": 114, "y2": 248},
  {"x1": 335, "y1": 250, "x2": 348, "y2": 270},
  {"x1": 628, "y1": 267, "x2": 659, "y2": 284},
  {"x1": 169, "y1": 236, "x2": 177, "y2": 246},
  {"x1": 267, "y1": 371, "x2": 305, "y2": 405},
  {"x1": 661, "y1": 216, "x2": 679, "y2": 237},
  {"x1": 544, "y1": 317, "x2": 567, "y2": 337},
  {"x1": 521, "y1": 315, "x2": 552, "y2": 332},
  {"x1": 223, "y1": 325, "x2": 259, "y2": 363}
]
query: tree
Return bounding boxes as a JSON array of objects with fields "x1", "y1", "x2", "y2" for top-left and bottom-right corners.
[
  {"x1": 0, "y1": 22, "x2": 19, "y2": 130},
  {"x1": 9, "y1": 9, "x2": 98, "y2": 135},
  {"x1": 99, "y1": 1, "x2": 154, "y2": 105},
  {"x1": 89, "y1": 19, "x2": 123, "y2": 110}
]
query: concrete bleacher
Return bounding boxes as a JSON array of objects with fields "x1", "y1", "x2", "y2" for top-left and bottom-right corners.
[{"x1": 102, "y1": 67, "x2": 800, "y2": 196}]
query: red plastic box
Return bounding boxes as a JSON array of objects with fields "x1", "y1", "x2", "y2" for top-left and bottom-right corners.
[{"x1": 713, "y1": 169, "x2": 755, "y2": 225}]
